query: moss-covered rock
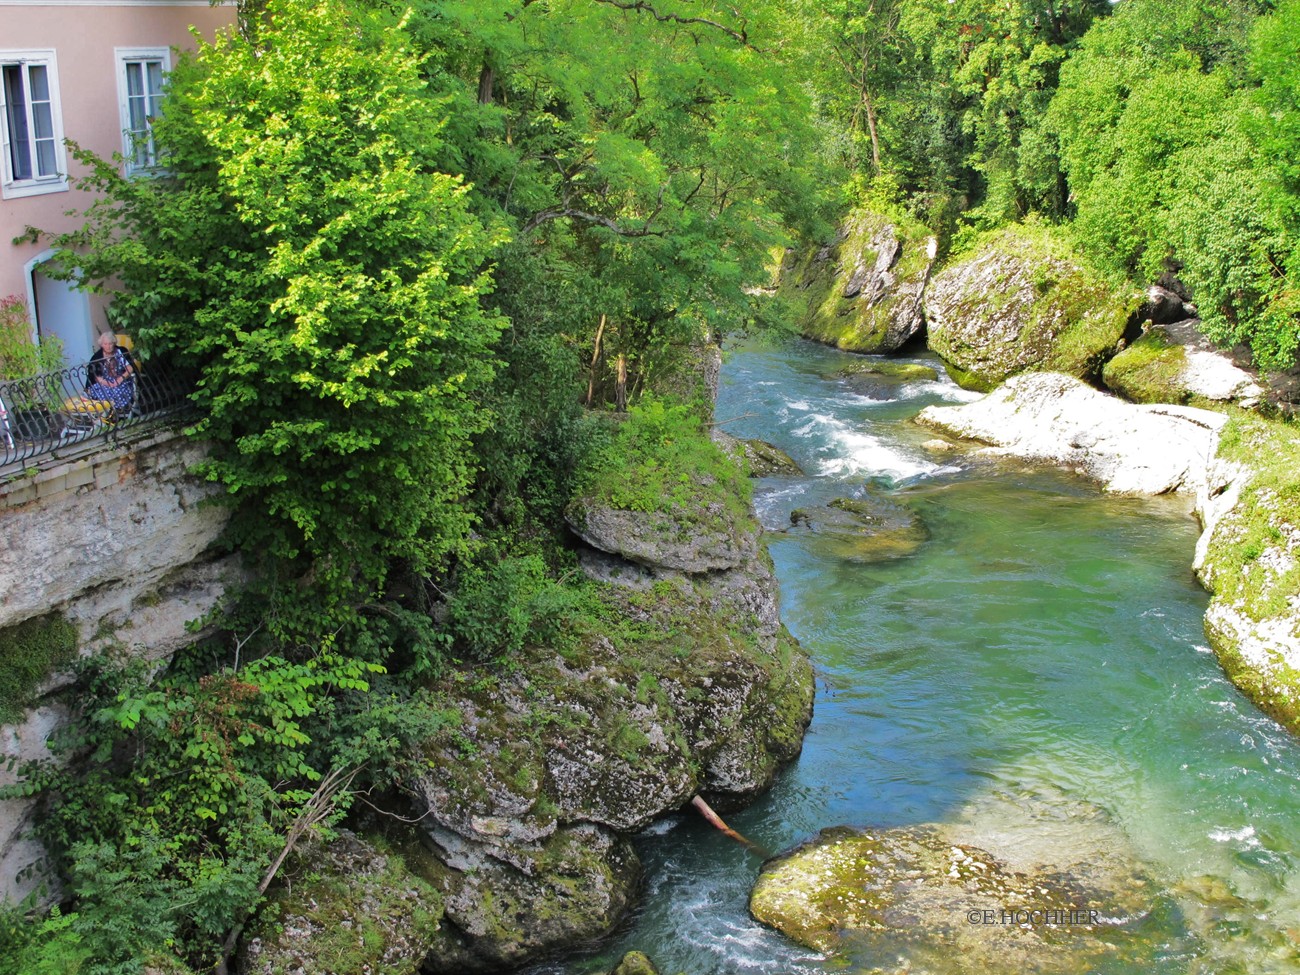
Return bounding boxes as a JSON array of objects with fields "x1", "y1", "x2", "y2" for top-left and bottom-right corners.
[
  {"x1": 610, "y1": 950, "x2": 660, "y2": 975},
  {"x1": 403, "y1": 459, "x2": 813, "y2": 969},
  {"x1": 1102, "y1": 331, "x2": 1190, "y2": 404},
  {"x1": 750, "y1": 819, "x2": 1156, "y2": 974},
  {"x1": 1196, "y1": 413, "x2": 1300, "y2": 733},
  {"x1": 1104, "y1": 321, "x2": 1263, "y2": 406},
  {"x1": 779, "y1": 208, "x2": 937, "y2": 353},
  {"x1": 238, "y1": 831, "x2": 443, "y2": 975},
  {"x1": 0, "y1": 612, "x2": 77, "y2": 725},
  {"x1": 924, "y1": 223, "x2": 1138, "y2": 391},
  {"x1": 420, "y1": 822, "x2": 642, "y2": 973},
  {"x1": 788, "y1": 491, "x2": 928, "y2": 562}
]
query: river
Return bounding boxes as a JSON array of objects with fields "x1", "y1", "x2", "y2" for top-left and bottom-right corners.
[{"x1": 529, "y1": 339, "x2": 1300, "y2": 975}]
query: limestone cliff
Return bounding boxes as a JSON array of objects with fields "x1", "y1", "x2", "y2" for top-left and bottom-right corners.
[{"x1": 778, "y1": 208, "x2": 937, "y2": 354}]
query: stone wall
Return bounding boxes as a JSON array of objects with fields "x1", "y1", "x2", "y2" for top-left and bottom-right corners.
[{"x1": 1, "y1": 431, "x2": 239, "y2": 903}]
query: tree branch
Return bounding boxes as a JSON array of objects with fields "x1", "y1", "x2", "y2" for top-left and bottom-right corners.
[
  {"x1": 522, "y1": 206, "x2": 665, "y2": 237},
  {"x1": 591, "y1": 0, "x2": 750, "y2": 46}
]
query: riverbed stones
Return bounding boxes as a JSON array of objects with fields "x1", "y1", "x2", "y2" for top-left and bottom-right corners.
[
  {"x1": 923, "y1": 224, "x2": 1136, "y2": 391},
  {"x1": 788, "y1": 491, "x2": 928, "y2": 562},
  {"x1": 915, "y1": 372, "x2": 1226, "y2": 496},
  {"x1": 750, "y1": 820, "x2": 1154, "y2": 974},
  {"x1": 779, "y1": 208, "x2": 938, "y2": 353}
]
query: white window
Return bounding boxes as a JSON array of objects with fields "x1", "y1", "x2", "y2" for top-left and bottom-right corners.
[
  {"x1": 116, "y1": 48, "x2": 170, "y2": 175},
  {"x1": 0, "y1": 50, "x2": 68, "y2": 200}
]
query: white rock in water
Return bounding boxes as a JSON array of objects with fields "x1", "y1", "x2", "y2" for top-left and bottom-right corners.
[{"x1": 916, "y1": 372, "x2": 1227, "y2": 495}]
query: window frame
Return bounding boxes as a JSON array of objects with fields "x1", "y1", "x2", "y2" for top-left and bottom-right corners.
[
  {"x1": 115, "y1": 47, "x2": 171, "y2": 177},
  {"x1": 0, "y1": 49, "x2": 69, "y2": 200}
]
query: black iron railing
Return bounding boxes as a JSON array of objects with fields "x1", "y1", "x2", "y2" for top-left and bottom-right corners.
[{"x1": 0, "y1": 359, "x2": 194, "y2": 470}]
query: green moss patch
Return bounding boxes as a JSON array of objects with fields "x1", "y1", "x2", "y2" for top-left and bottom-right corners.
[
  {"x1": 928, "y1": 222, "x2": 1139, "y2": 389},
  {"x1": 0, "y1": 613, "x2": 77, "y2": 724},
  {"x1": 779, "y1": 207, "x2": 933, "y2": 353},
  {"x1": 1102, "y1": 331, "x2": 1190, "y2": 404},
  {"x1": 1205, "y1": 413, "x2": 1300, "y2": 626}
]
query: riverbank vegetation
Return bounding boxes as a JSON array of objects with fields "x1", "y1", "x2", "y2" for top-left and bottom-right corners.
[{"x1": 3, "y1": 0, "x2": 1299, "y2": 971}]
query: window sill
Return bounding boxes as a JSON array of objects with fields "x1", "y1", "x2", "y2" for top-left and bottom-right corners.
[{"x1": 1, "y1": 178, "x2": 69, "y2": 201}]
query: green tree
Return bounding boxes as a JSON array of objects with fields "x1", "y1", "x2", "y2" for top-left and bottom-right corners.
[{"x1": 55, "y1": 0, "x2": 506, "y2": 638}]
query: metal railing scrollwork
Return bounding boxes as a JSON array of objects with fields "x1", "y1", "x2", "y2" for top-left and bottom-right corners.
[{"x1": 0, "y1": 360, "x2": 194, "y2": 470}]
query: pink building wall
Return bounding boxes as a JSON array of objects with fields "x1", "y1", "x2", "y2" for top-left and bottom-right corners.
[{"x1": 1, "y1": 1, "x2": 234, "y2": 358}]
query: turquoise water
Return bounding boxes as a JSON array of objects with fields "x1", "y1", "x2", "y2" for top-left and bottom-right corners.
[{"x1": 531, "y1": 340, "x2": 1300, "y2": 974}]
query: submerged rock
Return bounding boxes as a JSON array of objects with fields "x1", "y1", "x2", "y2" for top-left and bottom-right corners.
[
  {"x1": 924, "y1": 224, "x2": 1136, "y2": 391},
  {"x1": 916, "y1": 372, "x2": 1226, "y2": 496},
  {"x1": 750, "y1": 810, "x2": 1157, "y2": 974},
  {"x1": 779, "y1": 208, "x2": 938, "y2": 354},
  {"x1": 789, "y1": 492, "x2": 928, "y2": 562}
]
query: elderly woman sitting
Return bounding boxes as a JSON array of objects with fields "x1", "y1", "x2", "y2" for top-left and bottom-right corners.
[{"x1": 85, "y1": 330, "x2": 135, "y2": 415}]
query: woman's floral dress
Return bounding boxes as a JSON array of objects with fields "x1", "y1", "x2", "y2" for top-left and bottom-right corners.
[{"x1": 86, "y1": 348, "x2": 135, "y2": 414}]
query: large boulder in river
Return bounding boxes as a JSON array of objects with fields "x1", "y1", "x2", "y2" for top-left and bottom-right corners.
[
  {"x1": 779, "y1": 208, "x2": 938, "y2": 353},
  {"x1": 924, "y1": 224, "x2": 1137, "y2": 391},
  {"x1": 406, "y1": 542, "x2": 813, "y2": 970},
  {"x1": 916, "y1": 372, "x2": 1226, "y2": 495}
]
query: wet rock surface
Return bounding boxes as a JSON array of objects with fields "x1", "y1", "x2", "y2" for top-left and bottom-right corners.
[
  {"x1": 787, "y1": 491, "x2": 928, "y2": 562},
  {"x1": 750, "y1": 791, "x2": 1160, "y2": 975}
]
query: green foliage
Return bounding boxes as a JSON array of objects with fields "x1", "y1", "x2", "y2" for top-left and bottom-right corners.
[
  {"x1": 443, "y1": 552, "x2": 587, "y2": 661},
  {"x1": 50, "y1": 0, "x2": 506, "y2": 642},
  {"x1": 573, "y1": 396, "x2": 751, "y2": 520},
  {"x1": 1047, "y1": 0, "x2": 1298, "y2": 370},
  {"x1": 0, "y1": 625, "x2": 464, "y2": 971},
  {"x1": 0, "y1": 613, "x2": 77, "y2": 724},
  {"x1": 0, "y1": 296, "x2": 65, "y2": 381}
]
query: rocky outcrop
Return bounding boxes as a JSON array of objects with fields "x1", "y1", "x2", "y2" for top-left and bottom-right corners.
[
  {"x1": 924, "y1": 224, "x2": 1137, "y2": 390},
  {"x1": 787, "y1": 492, "x2": 928, "y2": 562},
  {"x1": 915, "y1": 372, "x2": 1225, "y2": 495},
  {"x1": 1, "y1": 433, "x2": 239, "y2": 905},
  {"x1": 398, "y1": 437, "x2": 814, "y2": 970},
  {"x1": 779, "y1": 208, "x2": 938, "y2": 353},
  {"x1": 239, "y1": 831, "x2": 443, "y2": 975},
  {"x1": 565, "y1": 495, "x2": 760, "y2": 573},
  {"x1": 1103, "y1": 320, "x2": 1264, "y2": 406},
  {"x1": 1194, "y1": 421, "x2": 1300, "y2": 735}
]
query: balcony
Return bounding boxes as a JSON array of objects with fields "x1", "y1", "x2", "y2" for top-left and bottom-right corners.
[{"x1": 0, "y1": 359, "x2": 193, "y2": 474}]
